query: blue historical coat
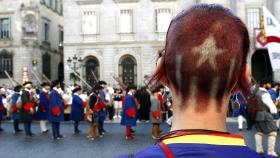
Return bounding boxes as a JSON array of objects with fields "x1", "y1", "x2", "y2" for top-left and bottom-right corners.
[
  {"x1": 36, "y1": 90, "x2": 50, "y2": 120},
  {"x1": 268, "y1": 89, "x2": 278, "y2": 102},
  {"x1": 118, "y1": 132, "x2": 275, "y2": 158},
  {"x1": 70, "y1": 94, "x2": 84, "y2": 121},
  {"x1": 121, "y1": 94, "x2": 137, "y2": 126},
  {"x1": 0, "y1": 95, "x2": 3, "y2": 121},
  {"x1": 48, "y1": 89, "x2": 64, "y2": 122},
  {"x1": 98, "y1": 91, "x2": 107, "y2": 122},
  {"x1": 233, "y1": 92, "x2": 248, "y2": 117},
  {"x1": 11, "y1": 93, "x2": 20, "y2": 120}
]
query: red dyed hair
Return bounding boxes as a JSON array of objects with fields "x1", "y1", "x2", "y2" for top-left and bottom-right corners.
[{"x1": 150, "y1": 4, "x2": 250, "y2": 110}]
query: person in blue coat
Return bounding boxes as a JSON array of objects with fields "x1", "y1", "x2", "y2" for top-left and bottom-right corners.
[
  {"x1": 0, "y1": 86, "x2": 4, "y2": 132},
  {"x1": 268, "y1": 83, "x2": 279, "y2": 103},
  {"x1": 49, "y1": 80, "x2": 64, "y2": 140},
  {"x1": 70, "y1": 87, "x2": 85, "y2": 134},
  {"x1": 233, "y1": 92, "x2": 248, "y2": 131},
  {"x1": 98, "y1": 81, "x2": 107, "y2": 136},
  {"x1": 121, "y1": 85, "x2": 137, "y2": 140},
  {"x1": 36, "y1": 82, "x2": 51, "y2": 133},
  {"x1": 11, "y1": 85, "x2": 23, "y2": 133}
]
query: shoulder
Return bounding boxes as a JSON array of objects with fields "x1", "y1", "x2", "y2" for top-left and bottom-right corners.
[{"x1": 50, "y1": 90, "x2": 58, "y2": 96}]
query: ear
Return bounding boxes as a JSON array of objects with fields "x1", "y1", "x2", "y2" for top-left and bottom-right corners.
[
  {"x1": 155, "y1": 57, "x2": 169, "y2": 87},
  {"x1": 231, "y1": 64, "x2": 251, "y2": 95}
]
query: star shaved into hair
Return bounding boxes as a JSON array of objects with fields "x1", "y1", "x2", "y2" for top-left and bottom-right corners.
[{"x1": 192, "y1": 35, "x2": 228, "y2": 70}]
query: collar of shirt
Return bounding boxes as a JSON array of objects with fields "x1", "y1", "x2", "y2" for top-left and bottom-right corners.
[{"x1": 160, "y1": 130, "x2": 246, "y2": 147}]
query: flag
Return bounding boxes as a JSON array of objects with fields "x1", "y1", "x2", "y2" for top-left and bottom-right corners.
[{"x1": 262, "y1": 6, "x2": 280, "y2": 81}]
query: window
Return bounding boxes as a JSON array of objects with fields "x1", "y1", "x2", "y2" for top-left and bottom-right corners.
[
  {"x1": 42, "y1": 53, "x2": 51, "y2": 79},
  {"x1": 119, "y1": 9, "x2": 133, "y2": 33},
  {"x1": 0, "y1": 50, "x2": 13, "y2": 78},
  {"x1": 60, "y1": 3, "x2": 63, "y2": 15},
  {"x1": 85, "y1": 56, "x2": 100, "y2": 86},
  {"x1": 54, "y1": 0, "x2": 58, "y2": 11},
  {"x1": 43, "y1": 22, "x2": 49, "y2": 42},
  {"x1": 0, "y1": 18, "x2": 11, "y2": 39},
  {"x1": 155, "y1": 8, "x2": 172, "y2": 33},
  {"x1": 82, "y1": 11, "x2": 98, "y2": 34},
  {"x1": 246, "y1": 8, "x2": 261, "y2": 32},
  {"x1": 59, "y1": 29, "x2": 63, "y2": 44},
  {"x1": 45, "y1": 0, "x2": 50, "y2": 7},
  {"x1": 119, "y1": 55, "x2": 137, "y2": 85},
  {"x1": 50, "y1": 0, "x2": 53, "y2": 8}
]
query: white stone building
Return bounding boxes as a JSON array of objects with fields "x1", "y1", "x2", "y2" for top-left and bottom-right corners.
[
  {"x1": 64, "y1": 0, "x2": 280, "y2": 87},
  {"x1": 0, "y1": 0, "x2": 64, "y2": 87}
]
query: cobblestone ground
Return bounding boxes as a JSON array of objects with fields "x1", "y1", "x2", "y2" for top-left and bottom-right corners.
[{"x1": 0, "y1": 118, "x2": 279, "y2": 158}]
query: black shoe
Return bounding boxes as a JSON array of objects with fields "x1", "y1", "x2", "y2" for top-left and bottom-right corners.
[
  {"x1": 75, "y1": 129, "x2": 81, "y2": 134},
  {"x1": 239, "y1": 129, "x2": 242, "y2": 131},
  {"x1": 102, "y1": 129, "x2": 107, "y2": 133},
  {"x1": 16, "y1": 129, "x2": 23, "y2": 132},
  {"x1": 42, "y1": 129, "x2": 49, "y2": 134},
  {"x1": 0, "y1": 128, "x2": 3, "y2": 132},
  {"x1": 58, "y1": 135, "x2": 64, "y2": 139}
]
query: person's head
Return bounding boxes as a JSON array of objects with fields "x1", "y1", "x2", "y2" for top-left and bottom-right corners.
[
  {"x1": 52, "y1": 80, "x2": 61, "y2": 89},
  {"x1": 150, "y1": 4, "x2": 250, "y2": 112},
  {"x1": 41, "y1": 82, "x2": 51, "y2": 92},
  {"x1": 98, "y1": 81, "x2": 107, "y2": 88},
  {"x1": 14, "y1": 85, "x2": 22, "y2": 93},
  {"x1": 92, "y1": 84, "x2": 102, "y2": 95},
  {"x1": 126, "y1": 84, "x2": 137, "y2": 95},
  {"x1": 157, "y1": 85, "x2": 165, "y2": 94},
  {"x1": 72, "y1": 87, "x2": 82, "y2": 95},
  {"x1": 83, "y1": 90, "x2": 87, "y2": 95},
  {"x1": 272, "y1": 82, "x2": 280, "y2": 91},
  {"x1": 152, "y1": 87, "x2": 160, "y2": 97},
  {"x1": 260, "y1": 80, "x2": 272, "y2": 90},
  {"x1": 23, "y1": 81, "x2": 33, "y2": 90}
]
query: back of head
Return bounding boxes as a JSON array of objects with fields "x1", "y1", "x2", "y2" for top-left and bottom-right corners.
[{"x1": 152, "y1": 4, "x2": 250, "y2": 111}]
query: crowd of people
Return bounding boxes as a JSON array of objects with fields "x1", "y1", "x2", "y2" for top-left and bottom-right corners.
[
  {"x1": 0, "y1": 79, "x2": 172, "y2": 141},
  {"x1": 231, "y1": 80, "x2": 280, "y2": 156}
]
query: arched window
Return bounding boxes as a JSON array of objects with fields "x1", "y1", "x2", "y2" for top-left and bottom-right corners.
[
  {"x1": 85, "y1": 56, "x2": 100, "y2": 86},
  {"x1": 42, "y1": 53, "x2": 51, "y2": 79},
  {"x1": 0, "y1": 49, "x2": 13, "y2": 78},
  {"x1": 119, "y1": 55, "x2": 137, "y2": 85}
]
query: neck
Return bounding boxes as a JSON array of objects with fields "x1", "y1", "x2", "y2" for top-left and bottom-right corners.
[{"x1": 171, "y1": 96, "x2": 228, "y2": 132}]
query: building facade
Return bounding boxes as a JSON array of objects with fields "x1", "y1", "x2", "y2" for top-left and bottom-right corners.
[
  {"x1": 0, "y1": 0, "x2": 64, "y2": 87},
  {"x1": 63, "y1": 0, "x2": 280, "y2": 87}
]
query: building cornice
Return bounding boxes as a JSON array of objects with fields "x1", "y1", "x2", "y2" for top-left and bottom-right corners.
[
  {"x1": 76, "y1": 0, "x2": 103, "y2": 5},
  {"x1": 63, "y1": 40, "x2": 165, "y2": 47},
  {"x1": 0, "y1": 11, "x2": 15, "y2": 15},
  {"x1": 151, "y1": 0, "x2": 176, "y2": 2},
  {"x1": 113, "y1": 0, "x2": 139, "y2": 3}
]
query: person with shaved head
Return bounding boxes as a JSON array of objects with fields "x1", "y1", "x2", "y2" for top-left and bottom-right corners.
[{"x1": 118, "y1": 4, "x2": 275, "y2": 158}]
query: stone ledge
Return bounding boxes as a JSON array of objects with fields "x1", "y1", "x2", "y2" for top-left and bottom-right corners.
[
  {"x1": 151, "y1": 0, "x2": 176, "y2": 2},
  {"x1": 76, "y1": 0, "x2": 103, "y2": 5},
  {"x1": 113, "y1": 0, "x2": 139, "y2": 3}
]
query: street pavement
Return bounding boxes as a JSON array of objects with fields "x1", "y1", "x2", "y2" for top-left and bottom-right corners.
[{"x1": 0, "y1": 118, "x2": 279, "y2": 158}]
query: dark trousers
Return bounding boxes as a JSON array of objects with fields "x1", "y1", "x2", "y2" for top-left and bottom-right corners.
[
  {"x1": 108, "y1": 106, "x2": 114, "y2": 120},
  {"x1": 24, "y1": 121, "x2": 32, "y2": 136},
  {"x1": 98, "y1": 120, "x2": 104, "y2": 134},
  {"x1": 74, "y1": 120, "x2": 80, "y2": 132},
  {"x1": 13, "y1": 119, "x2": 20, "y2": 131},
  {"x1": 51, "y1": 122, "x2": 60, "y2": 138}
]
